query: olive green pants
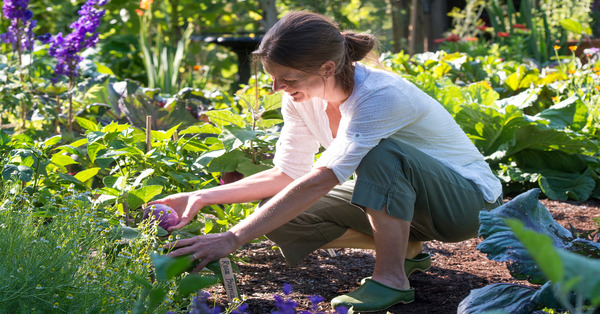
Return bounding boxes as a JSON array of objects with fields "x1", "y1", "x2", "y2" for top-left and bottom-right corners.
[{"x1": 265, "y1": 139, "x2": 502, "y2": 266}]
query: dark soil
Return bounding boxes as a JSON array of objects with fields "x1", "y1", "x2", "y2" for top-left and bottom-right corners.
[{"x1": 206, "y1": 198, "x2": 600, "y2": 313}]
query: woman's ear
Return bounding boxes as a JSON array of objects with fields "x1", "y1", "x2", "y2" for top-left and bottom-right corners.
[{"x1": 320, "y1": 61, "x2": 336, "y2": 77}]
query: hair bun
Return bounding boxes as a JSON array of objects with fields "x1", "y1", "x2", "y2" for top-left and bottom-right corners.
[{"x1": 342, "y1": 31, "x2": 377, "y2": 62}]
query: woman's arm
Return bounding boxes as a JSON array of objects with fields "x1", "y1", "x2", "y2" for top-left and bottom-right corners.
[
  {"x1": 165, "y1": 167, "x2": 339, "y2": 271},
  {"x1": 149, "y1": 167, "x2": 294, "y2": 230}
]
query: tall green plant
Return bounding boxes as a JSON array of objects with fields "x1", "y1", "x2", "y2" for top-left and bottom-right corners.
[{"x1": 138, "y1": 1, "x2": 194, "y2": 96}]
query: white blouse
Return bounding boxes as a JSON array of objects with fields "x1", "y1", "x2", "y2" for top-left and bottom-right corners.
[{"x1": 273, "y1": 63, "x2": 502, "y2": 203}]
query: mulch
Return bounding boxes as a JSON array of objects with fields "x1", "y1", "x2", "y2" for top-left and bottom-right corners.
[{"x1": 204, "y1": 197, "x2": 600, "y2": 313}]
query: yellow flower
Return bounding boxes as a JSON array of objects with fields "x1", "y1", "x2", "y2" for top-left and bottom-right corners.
[
  {"x1": 568, "y1": 69, "x2": 576, "y2": 74},
  {"x1": 595, "y1": 86, "x2": 600, "y2": 91},
  {"x1": 54, "y1": 302, "x2": 59, "y2": 309},
  {"x1": 552, "y1": 96, "x2": 559, "y2": 102},
  {"x1": 593, "y1": 67, "x2": 600, "y2": 72},
  {"x1": 36, "y1": 284, "x2": 42, "y2": 290},
  {"x1": 554, "y1": 45, "x2": 561, "y2": 50},
  {"x1": 67, "y1": 294, "x2": 73, "y2": 299},
  {"x1": 569, "y1": 45, "x2": 577, "y2": 51}
]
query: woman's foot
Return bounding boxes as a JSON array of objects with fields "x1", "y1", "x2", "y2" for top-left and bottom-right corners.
[{"x1": 331, "y1": 279, "x2": 414, "y2": 312}]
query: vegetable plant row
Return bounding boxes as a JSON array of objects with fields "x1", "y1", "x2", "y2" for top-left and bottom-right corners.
[{"x1": 1, "y1": 44, "x2": 599, "y2": 312}]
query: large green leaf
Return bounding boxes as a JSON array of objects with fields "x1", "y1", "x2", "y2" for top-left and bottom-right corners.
[
  {"x1": 74, "y1": 167, "x2": 100, "y2": 183},
  {"x1": 177, "y1": 273, "x2": 220, "y2": 296},
  {"x1": 507, "y1": 124, "x2": 592, "y2": 156},
  {"x1": 50, "y1": 154, "x2": 78, "y2": 167},
  {"x1": 534, "y1": 95, "x2": 578, "y2": 129},
  {"x1": 538, "y1": 168, "x2": 596, "y2": 201},
  {"x1": 127, "y1": 185, "x2": 164, "y2": 210},
  {"x1": 220, "y1": 125, "x2": 259, "y2": 152},
  {"x1": 454, "y1": 104, "x2": 529, "y2": 157},
  {"x1": 509, "y1": 219, "x2": 600, "y2": 309},
  {"x1": 151, "y1": 253, "x2": 191, "y2": 283},
  {"x1": 457, "y1": 283, "x2": 537, "y2": 314},
  {"x1": 207, "y1": 150, "x2": 249, "y2": 173},
  {"x1": 205, "y1": 109, "x2": 246, "y2": 128},
  {"x1": 2, "y1": 164, "x2": 33, "y2": 182},
  {"x1": 477, "y1": 189, "x2": 573, "y2": 284}
]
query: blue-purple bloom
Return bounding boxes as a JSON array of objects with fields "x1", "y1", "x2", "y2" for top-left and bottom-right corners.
[
  {"x1": 190, "y1": 291, "x2": 222, "y2": 314},
  {"x1": 47, "y1": 0, "x2": 108, "y2": 79},
  {"x1": 0, "y1": 0, "x2": 37, "y2": 51}
]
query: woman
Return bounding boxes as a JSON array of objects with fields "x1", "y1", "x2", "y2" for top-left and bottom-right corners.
[{"x1": 150, "y1": 11, "x2": 502, "y2": 312}]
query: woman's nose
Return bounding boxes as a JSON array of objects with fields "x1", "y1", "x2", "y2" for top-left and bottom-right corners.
[{"x1": 272, "y1": 78, "x2": 287, "y2": 92}]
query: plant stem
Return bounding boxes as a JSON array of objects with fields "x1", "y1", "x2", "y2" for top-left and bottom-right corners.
[{"x1": 68, "y1": 77, "x2": 74, "y2": 134}]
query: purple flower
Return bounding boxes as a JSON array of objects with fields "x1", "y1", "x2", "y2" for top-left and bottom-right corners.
[
  {"x1": 47, "y1": 0, "x2": 108, "y2": 80},
  {"x1": 584, "y1": 47, "x2": 600, "y2": 55},
  {"x1": 190, "y1": 291, "x2": 222, "y2": 314},
  {"x1": 282, "y1": 283, "x2": 293, "y2": 295},
  {"x1": 0, "y1": 0, "x2": 37, "y2": 51},
  {"x1": 231, "y1": 303, "x2": 249, "y2": 314}
]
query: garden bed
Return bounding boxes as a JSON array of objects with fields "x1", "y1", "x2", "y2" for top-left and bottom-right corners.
[{"x1": 204, "y1": 198, "x2": 600, "y2": 313}]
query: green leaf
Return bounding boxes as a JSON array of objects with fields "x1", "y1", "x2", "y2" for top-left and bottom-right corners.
[
  {"x1": 261, "y1": 92, "x2": 283, "y2": 112},
  {"x1": 559, "y1": 18, "x2": 586, "y2": 35},
  {"x1": 506, "y1": 219, "x2": 564, "y2": 282},
  {"x1": 557, "y1": 250, "x2": 600, "y2": 306},
  {"x1": 457, "y1": 283, "x2": 537, "y2": 314},
  {"x1": 50, "y1": 154, "x2": 78, "y2": 167},
  {"x1": 477, "y1": 189, "x2": 573, "y2": 284},
  {"x1": 538, "y1": 168, "x2": 596, "y2": 201},
  {"x1": 2, "y1": 164, "x2": 33, "y2": 182},
  {"x1": 220, "y1": 125, "x2": 259, "y2": 152},
  {"x1": 127, "y1": 185, "x2": 163, "y2": 209},
  {"x1": 151, "y1": 253, "x2": 192, "y2": 283},
  {"x1": 454, "y1": 104, "x2": 529, "y2": 157},
  {"x1": 534, "y1": 95, "x2": 577, "y2": 129},
  {"x1": 205, "y1": 109, "x2": 246, "y2": 128},
  {"x1": 207, "y1": 150, "x2": 249, "y2": 173},
  {"x1": 75, "y1": 116, "x2": 100, "y2": 132},
  {"x1": 133, "y1": 168, "x2": 155, "y2": 187},
  {"x1": 236, "y1": 161, "x2": 272, "y2": 177},
  {"x1": 179, "y1": 124, "x2": 222, "y2": 135},
  {"x1": 43, "y1": 135, "x2": 62, "y2": 148},
  {"x1": 74, "y1": 167, "x2": 100, "y2": 183},
  {"x1": 178, "y1": 273, "x2": 220, "y2": 296},
  {"x1": 0, "y1": 130, "x2": 11, "y2": 147}
]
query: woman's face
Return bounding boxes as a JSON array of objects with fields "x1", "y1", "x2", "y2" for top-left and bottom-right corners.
[{"x1": 262, "y1": 61, "x2": 327, "y2": 102}]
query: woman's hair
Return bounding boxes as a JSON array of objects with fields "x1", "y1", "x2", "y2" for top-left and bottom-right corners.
[{"x1": 253, "y1": 11, "x2": 377, "y2": 93}]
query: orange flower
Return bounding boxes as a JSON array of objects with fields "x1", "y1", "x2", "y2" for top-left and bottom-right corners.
[
  {"x1": 569, "y1": 46, "x2": 577, "y2": 52},
  {"x1": 552, "y1": 96, "x2": 559, "y2": 102},
  {"x1": 592, "y1": 66, "x2": 600, "y2": 72},
  {"x1": 193, "y1": 65, "x2": 202, "y2": 71},
  {"x1": 139, "y1": 0, "x2": 153, "y2": 10},
  {"x1": 464, "y1": 37, "x2": 478, "y2": 42},
  {"x1": 496, "y1": 32, "x2": 510, "y2": 37},
  {"x1": 596, "y1": 86, "x2": 600, "y2": 91},
  {"x1": 568, "y1": 69, "x2": 576, "y2": 74},
  {"x1": 554, "y1": 45, "x2": 561, "y2": 50},
  {"x1": 135, "y1": 9, "x2": 144, "y2": 16}
]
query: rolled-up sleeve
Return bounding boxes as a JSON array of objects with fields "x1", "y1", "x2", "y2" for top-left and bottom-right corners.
[{"x1": 273, "y1": 98, "x2": 321, "y2": 179}]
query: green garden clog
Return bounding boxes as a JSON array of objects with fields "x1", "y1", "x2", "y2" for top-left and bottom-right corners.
[
  {"x1": 360, "y1": 252, "x2": 432, "y2": 285},
  {"x1": 331, "y1": 278, "x2": 414, "y2": 313},
  {"x1": 404, "y1": 252, "x2": 432, "y2": 277}
]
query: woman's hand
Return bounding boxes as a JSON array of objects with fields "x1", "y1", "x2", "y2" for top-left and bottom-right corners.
[
  {"x1": 148, "y1": 192, "x2": 205, "y2": 231},
  {"x1": 164, "y1": 231, "x2": 239, "y2": 272}
]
